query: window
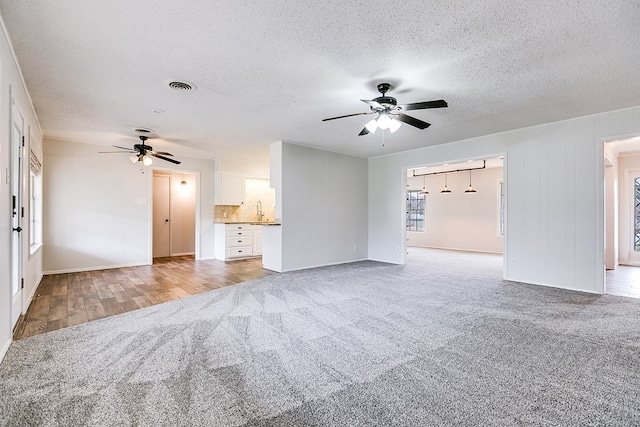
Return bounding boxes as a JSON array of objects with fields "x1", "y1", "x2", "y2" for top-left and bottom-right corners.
[
  {"x1": 406, "y1": 190, "x2": 425, "y2": 232},
  {"x1": 498, "y1": 180, "x2": 504, "y2": 236},
  {"x1": 29, "y1": 146, "x2": 43, "y2": 253}
]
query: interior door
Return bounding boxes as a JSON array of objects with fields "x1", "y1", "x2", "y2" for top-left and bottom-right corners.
[
  {"x1": 10, "y1": 100, "x2": 24, "y2": 329},
  {"x1": 153, "y1": 174, "x2": 171, "y2": 258}
]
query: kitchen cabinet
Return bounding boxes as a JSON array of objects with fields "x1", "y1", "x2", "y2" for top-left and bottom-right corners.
[
  {"x1": 215, "y1": 172, "x2": 245, "y2": 205},
  {"x1": 215, "y1": 223, "x2": 262, "y2": 260},
  {"x1": 252, "y1": 226, "x2": 263, "y2": 256}
]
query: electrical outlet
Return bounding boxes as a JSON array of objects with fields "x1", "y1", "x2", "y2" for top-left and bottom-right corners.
[
  {"x1": 396, "y1": 247, "x2": 400, "y2": 252},
  {"x1": 353, "y1": 245, "x2": 357, "y2": 251},
  {"x1": 510, "y1": 257, "x2": 516, "y2": 265}
]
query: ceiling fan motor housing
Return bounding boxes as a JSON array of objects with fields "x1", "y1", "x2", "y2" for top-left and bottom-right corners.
[{"x1": 373, "y1": 96, "x2": 397, "y2": 107}]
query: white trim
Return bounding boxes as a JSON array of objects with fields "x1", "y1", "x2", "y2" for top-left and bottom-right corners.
[
  {"x1": 503, "y1": 277, "x2": 602, "y2": 295},
  {"x1": 29, "y1": 242, "x2": 43, "y2": 258},
  {"x1": 22, "y1": 273, "x2": 43, "y2": 313},
  {"x1": 169, "y1": 252, "x2": 195, "y2": 257},
  {"x1": 43, "y1": 262, "x2": 149, "y2": 275},
  {"x1": 409, "y1": 245, "x2": 503, "y2": 255},
  {"x1": 0, "y1": 338, "x2": 11, "y2": 364},
  {"x1": 277, "y1": 258, "x2": 369, "y2": 273}
]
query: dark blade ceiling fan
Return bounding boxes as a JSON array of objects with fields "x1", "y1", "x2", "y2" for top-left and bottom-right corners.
[
  {"x1": 322, "y1": 83, "x2": 447, "y2": 136},
  {"x1": 99, "y1": 135, "x2": 181, "y2": 165}
]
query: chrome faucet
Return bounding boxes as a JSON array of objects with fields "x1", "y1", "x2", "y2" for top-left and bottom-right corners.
[{"x1": 257, "y1": 200, "x2": 264, "y2": 223}]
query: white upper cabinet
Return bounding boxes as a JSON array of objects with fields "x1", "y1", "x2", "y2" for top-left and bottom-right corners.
[{"x1": 215, "y1": 172, "x2": 245, "y2": 205}]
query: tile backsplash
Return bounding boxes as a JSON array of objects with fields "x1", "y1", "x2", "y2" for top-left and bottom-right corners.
[{"x1": 214, "y1": 178, "x2": 276, "y2": 222}]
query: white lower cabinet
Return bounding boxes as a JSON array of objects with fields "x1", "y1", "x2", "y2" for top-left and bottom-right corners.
[
  {"x1": 215, "y1": 223, "x2": 263, "y2": 260},
  {"x1": 252, "y1": 227, "x2": 263, "y2": 256}
]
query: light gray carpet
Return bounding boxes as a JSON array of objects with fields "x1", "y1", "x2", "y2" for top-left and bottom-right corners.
[{"x1": 1, "y1": 249, "x2": 640, "y2": 426}]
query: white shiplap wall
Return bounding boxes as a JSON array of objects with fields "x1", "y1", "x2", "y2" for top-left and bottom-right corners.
[
  {"x1": 369, "y1": 105, "x2": 640, "y2": 294},
  {"x1": 272, "y1": 142, "x2": 368, "y2": 272}
]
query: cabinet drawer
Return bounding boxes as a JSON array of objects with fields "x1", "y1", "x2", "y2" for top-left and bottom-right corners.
[
  {"x1": 227, "y1": 230, "x2": 250, "y2": 237},
  {"x1": 226, "y1": 224, "x2": 250, "y2": 232},
  {"x1": 228, "y1": 236, "x2": 252, "y2": 247},
  {"x1": 227, "y1": 246, "x2": 252, "y2": 258}
]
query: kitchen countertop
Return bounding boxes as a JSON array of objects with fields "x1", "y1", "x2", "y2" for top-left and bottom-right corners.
[{"x1": 215, "y1": 221, "x2": 281, "y2": 226}]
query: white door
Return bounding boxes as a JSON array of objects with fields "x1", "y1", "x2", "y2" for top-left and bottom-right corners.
[
  {"x1": 10, "y1": 100, "x2": 24, "y2": 329},
  {"x1": 153, "y1": 174, "x2": 171, "y2": 258},
  {"x1": 626, "y1": 169, "x2": 640, "y2": 265}
]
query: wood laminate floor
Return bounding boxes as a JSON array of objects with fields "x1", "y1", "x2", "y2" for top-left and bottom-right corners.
[
  {"x1": 606, "y1": 264, "x2": 640, "y2": 299},
  {"x1": 13, "y1": 256, "x2": 274, "y2": 341}
]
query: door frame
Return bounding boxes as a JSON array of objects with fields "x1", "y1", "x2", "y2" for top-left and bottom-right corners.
[
  {"x1": 601, "y1": 132, "x2": 640, "y2": 294},
  {"x1": 401, "y1": 152, "x2": 508, "y2": 276},
  {"x1": 148, "y1": 167, "x2": 201, "y2": 265}
]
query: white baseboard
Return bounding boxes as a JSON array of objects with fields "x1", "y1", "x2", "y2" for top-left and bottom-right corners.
[
  {"x1": 410, "y1": 245, "x2": 503, "y2": 255},
  {"x1": 0, "y1": 337, "x2": 11, "y2": 364},
  {"x1": 23, "y1": 273, "x2": 44, "y2": 313},
  {"x1": 279, "y1": 258, "x2": 369, "y2": 273},
  {"x1": 43, "y1": 262, "x2": 149, "y2": 275}
]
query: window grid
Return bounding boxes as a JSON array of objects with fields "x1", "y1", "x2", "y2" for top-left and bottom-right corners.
[{"x1": 406, "y1": 190, "x2": 425, "y2": 232}]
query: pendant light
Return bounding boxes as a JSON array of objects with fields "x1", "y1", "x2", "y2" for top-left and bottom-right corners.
[
  {"x1": 441, "y1": 173, "x2": 452, "y2": 193},
  {"x1": 420, "y1": 174, "x2": 429, "y2": 195},
  {"x1": 465, "y1": 170, "x2": 476, "y2": 193}
]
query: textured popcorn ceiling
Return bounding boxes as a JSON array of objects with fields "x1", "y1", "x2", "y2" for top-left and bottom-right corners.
[{"x1": 0, "y1": 1, "x2": 638, "y2": 162}]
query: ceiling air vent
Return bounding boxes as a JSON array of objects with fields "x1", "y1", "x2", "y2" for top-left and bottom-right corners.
[{"x1": 168, "y1": 80, "x2": 196, "y2": 91}]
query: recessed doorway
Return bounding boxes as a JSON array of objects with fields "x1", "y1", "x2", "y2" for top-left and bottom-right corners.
[
  {"x1": 604, "y1": 136, "x2": 640, "y2": 299},
  {"x1": 404, "y1": 157, "x2": 505, "y2": 264},
  {"x1": 152, "y1": 170, "x2": 196, "y2": 259}
]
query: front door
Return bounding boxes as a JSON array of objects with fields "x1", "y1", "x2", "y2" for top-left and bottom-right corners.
[
  {"x1": 627, "y1": 170, "x2": 640, "y2": 266},
  {"x1": 153, "y1": 174, "x2": 171, "y2": 258},
  {"x1": 10, "y1": 100, "x2": 24, "y2": 329}
]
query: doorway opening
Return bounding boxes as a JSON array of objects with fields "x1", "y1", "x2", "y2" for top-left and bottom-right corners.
[
  {"x1": 152, "y1": 170, "x2": 197, "y2": 260},
  {"x1": 604, "y1": 135, "x2": 640, "y2": 299},
  {"x1": 404, "y1": 156, "x2": 505, "y2": 273}
]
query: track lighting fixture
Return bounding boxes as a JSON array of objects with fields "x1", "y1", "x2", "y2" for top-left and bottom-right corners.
[
  {"x1": 441, "y1": 173, "x2": 452, "y2": 193},
  {"x1": 413, "y1": 160, "x2": 487, "y2": 194},
  {"x1": 420, "y1": 174, "x2": 429, "y2": 195},
  {"x1": 465, "y1": 170, "x2": 476, "y2": 193}
]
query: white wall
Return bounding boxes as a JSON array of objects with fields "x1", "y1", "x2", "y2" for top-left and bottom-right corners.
[
  {"x1": 407, "y1": 167, "x2": 503, "y2": 253},
  {"x1": 43, "y1": 138, "x2": 216, "y2": 273},
  {"x1": 0, "y1": 18, "x2": 44, "y2": 362},
  {"x1": 369, "y1": 105, "x2": 640, "y2": 294},
  {"x1": 268, "y1": 141, "x2": 368, "y2": 272}
]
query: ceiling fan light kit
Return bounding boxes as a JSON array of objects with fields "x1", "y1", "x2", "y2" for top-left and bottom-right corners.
[{"x1": 322, "y1": 82, "x2": 447, "y2": 136}]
